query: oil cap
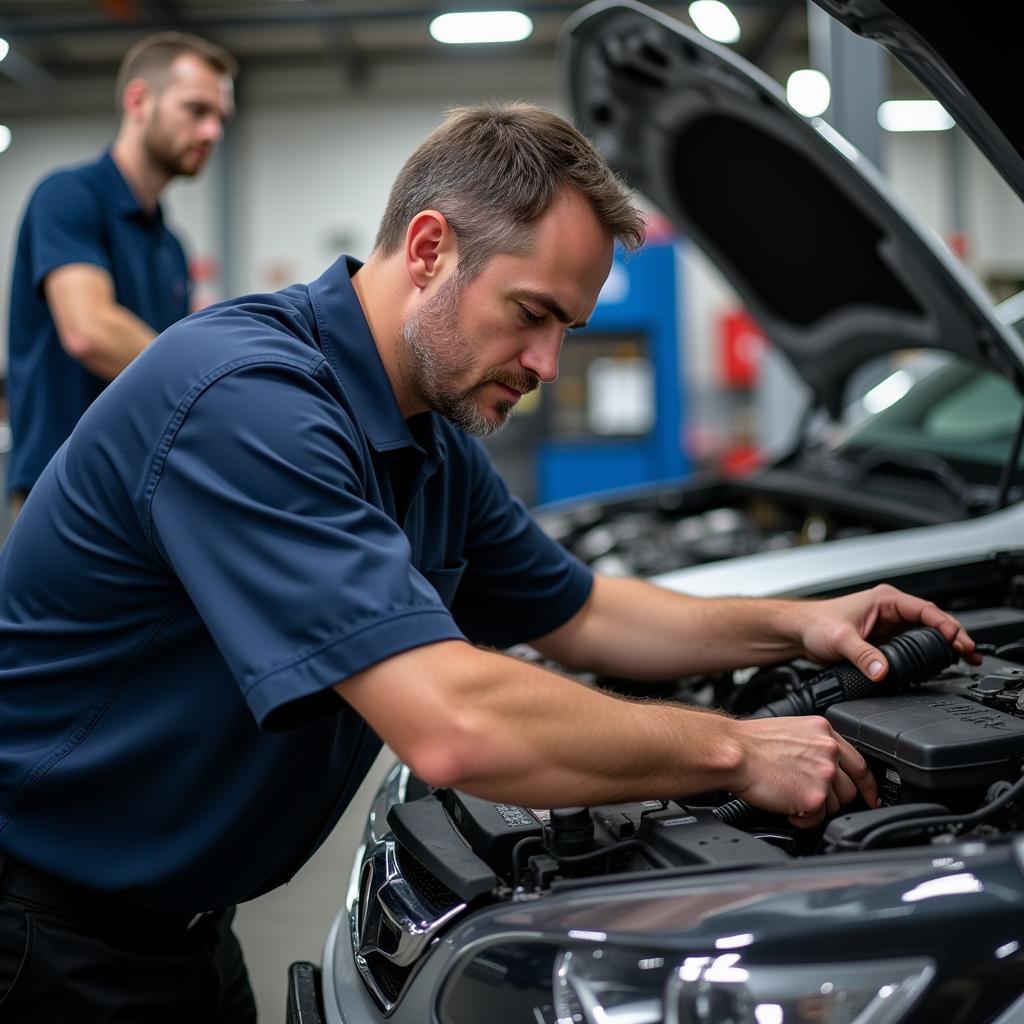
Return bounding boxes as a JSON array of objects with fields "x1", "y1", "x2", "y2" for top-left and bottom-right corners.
[{"x1": 548, "y1": 806, "x2": 594, "y2": 857}]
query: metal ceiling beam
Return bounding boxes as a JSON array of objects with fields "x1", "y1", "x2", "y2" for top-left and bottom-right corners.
[
  {"x1": 0, "y1": 2, "x2": 802, "y2": 39},
  {"x1": 0, "y1": 0, "x2": 804, "y2": 98},
  {"x1": 0, "y1": 45, "x2": 56, "y2": 92},
  {"x1": 0, "y1": 7, "x2": 56, "y2": 92},
  {"x1": 321, "y1": 22, "x2": 369, "y2": 91},
  {"x1": 138, "y1": 0, "x2": 189, "y2": 31},
  {"x1": 89, "y1": 0, "x2": 189, "y2": 30},
  {"x1": 33, "y1": 40, "x2": 565, "y2": 80}
]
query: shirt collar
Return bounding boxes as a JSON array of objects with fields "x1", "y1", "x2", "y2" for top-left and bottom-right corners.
[
  {"x1": 100, "y1": 149, "x2": 164, "y2": 223},
  {"x1": 307, "y1": 255, "x2": 446, "y2": 462}
]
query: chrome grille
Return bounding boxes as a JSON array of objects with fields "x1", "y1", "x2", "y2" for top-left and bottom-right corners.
[{"x1": 351, "y1": 836, "x2": 467, "y2": 1013}]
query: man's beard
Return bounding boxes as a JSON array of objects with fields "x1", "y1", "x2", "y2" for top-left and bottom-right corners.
[
  {"x1": 144, "y1": 112, "x2": 208, "y2": 179},
  {"x1": 400, "y1": 275, "x2": 538, "y2": 437}
]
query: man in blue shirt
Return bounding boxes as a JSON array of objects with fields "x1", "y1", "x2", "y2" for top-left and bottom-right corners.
[
  {"x1": 5, "y1": 31, "x2": 236, "y2": 513},
  {"x1": 0, "y1": 105, "x2": 976, "y2": 1021}
]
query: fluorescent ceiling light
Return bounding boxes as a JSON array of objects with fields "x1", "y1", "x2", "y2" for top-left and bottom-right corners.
[
  {"x1": 429, "y1": 11, "x2": 533, "y2": 45},
  {"x1": 786, "y1": 69, "x2": 830, "y2": 117},
  {"x1": 878, "y1": 99, "x2": 955, "y2": 132},
  {"x1": 0, "y1": 37, "x2": 10, "y2": 62},
  {"x1": 0, "y1": 125, "x2": 11, "y2": 155},
  {"x1": 688, "y1": 1, "x2": 740, "y2": 44}
]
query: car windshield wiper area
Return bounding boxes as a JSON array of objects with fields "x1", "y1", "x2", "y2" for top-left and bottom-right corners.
[{"x1": 853, "y1": 447, "x2": 994, "y2": 516}]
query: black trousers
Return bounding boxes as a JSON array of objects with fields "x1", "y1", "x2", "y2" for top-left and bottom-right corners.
[{"x1": 0, "y1": 856, "x2": 257, "y2": 1023}]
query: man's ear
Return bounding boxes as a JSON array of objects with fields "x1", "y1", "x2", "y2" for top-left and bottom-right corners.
[
  {"x1": 121, "y1": 78, "x2": 154, "y2": 123},
  {"x1": 404, "y1": 210, "x2": 457, "y2": 290}
]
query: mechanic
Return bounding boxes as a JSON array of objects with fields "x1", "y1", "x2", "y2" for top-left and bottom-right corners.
[
  {"x1": 5, "y1": 31, "x2": 236, "y2": 517},
  {"x1": 0, "y1": 104, "x2": 976, "y2": 1021}
]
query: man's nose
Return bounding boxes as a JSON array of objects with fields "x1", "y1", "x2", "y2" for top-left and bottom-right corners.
[
  {"x1": 200, "y1": 116, "x2": 224, "y2": 144},
  {"x1": 520, "y1": 330, "x2": 563, "y2": 384}
]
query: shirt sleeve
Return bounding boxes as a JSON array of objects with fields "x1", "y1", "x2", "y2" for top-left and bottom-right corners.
[
  {"x1": 450, "y1": 436, "x2": 594, "y2": 649},
  {"x1": 27, "y1": 172, "x2": 113, "y2": 292},
  {"x1": 148, "y1": 359, "x2": 466, "y2": 730}
]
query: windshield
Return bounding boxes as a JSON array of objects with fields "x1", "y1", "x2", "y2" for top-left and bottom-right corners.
[{"x1": 833, "y1": 355, "x2": 1023, "y2": 480}]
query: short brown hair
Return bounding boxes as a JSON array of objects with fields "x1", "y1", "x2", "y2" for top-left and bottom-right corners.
[
  {"x1": 374, "y1": 103, "x2": 646, "y2": 279},
  {"x1": 115, "y1": 32, "x2": 238, "y2": 111}
]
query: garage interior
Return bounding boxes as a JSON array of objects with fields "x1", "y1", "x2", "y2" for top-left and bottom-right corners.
[{"x1": 3, "y1": 2, "x2": 1024, "y2": 1020}]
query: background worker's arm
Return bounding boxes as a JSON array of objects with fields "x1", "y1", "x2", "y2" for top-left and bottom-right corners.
[
  {"x1": 45, "y1": 263, "x2": 156, "y2": 379},
  {"x1": 532, "y1": 575, "x2": 977, "y2": 683},
  {"x1": 334, "y1": 639, "x2": 877, "y2": 828}
]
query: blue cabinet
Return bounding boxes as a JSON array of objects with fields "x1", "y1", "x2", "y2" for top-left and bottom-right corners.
[{"x1": 535, "y1": 241, "x2": 688, "y2": 503}]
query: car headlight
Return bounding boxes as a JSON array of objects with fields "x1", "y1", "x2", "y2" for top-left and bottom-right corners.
[{"x1": 438, "y1": 940, "x2": 935, "y2": 1024}]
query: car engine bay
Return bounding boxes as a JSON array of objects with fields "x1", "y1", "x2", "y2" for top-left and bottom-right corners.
[
  {"x1": 386, "y1": 612, "x2": 1024, "y2": 895},
  {"x1": 536, "y1": 469, "x2": 959, "y2": 577},
  {"x1": 350, "y1": 560, "x2": 1024, "y2": 1012}
]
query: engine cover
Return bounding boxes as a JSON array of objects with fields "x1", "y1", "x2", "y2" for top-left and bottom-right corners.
[{"x1": 827, "y1": 691, "x2": 1024, "y2": 802}]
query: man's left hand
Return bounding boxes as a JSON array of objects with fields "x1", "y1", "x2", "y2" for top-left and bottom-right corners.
[{"x1": 795, "y1": 584, "x2": 980, "y2": 680}]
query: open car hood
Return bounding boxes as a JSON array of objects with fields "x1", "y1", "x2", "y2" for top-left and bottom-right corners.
[
  {"x1": 814, "y1": 1, "x2": 1024, "y2": 206},
  {"x1": 563, "y1": 0, "x2": 1024, "y2": 416}
]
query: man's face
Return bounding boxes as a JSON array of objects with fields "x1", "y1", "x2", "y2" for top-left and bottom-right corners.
[
  {"x1": 400, "y1": 190, "x2": 615, "y2": 436},
  {"x1": 143, "y1": 53, "x2": 233, "y2": 178}
]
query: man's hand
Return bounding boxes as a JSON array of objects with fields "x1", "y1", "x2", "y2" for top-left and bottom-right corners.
[
  {"x1": 729, "y1": 715, "x2": 878, "y2": 828},
  {"x1": 793, "y1": 584, "x2": 979, "y2": 682}
]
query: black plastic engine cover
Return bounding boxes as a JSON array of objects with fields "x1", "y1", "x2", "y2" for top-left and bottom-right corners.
[
  {"x1": 442, "y1": 790, "x2": 544, "y2": 868},
  {"x1": 638, "y1": 807, "x2": 789, "y2": 865},
  {"x1": 827, "y1": 693, "x2": 1024, "y2": 791},
  {"x1": 387, "y1": 798, "x2": 498, "y2": 901}
]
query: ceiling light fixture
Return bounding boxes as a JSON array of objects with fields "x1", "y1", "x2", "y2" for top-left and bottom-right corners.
[
  {"x1": 786, "y1": 69, "x2": 831, "y2": 117},
  {"x1": 0, "y1": 37, "x2": 11, "y2": 62},
  {"x1": 878, "y1": 99, "x2": 955, "y2": 132},
  {"x1": 687, "y1": 1, "x2": 740, "y2": 44},
  {"x1": 429, "y1": 11, "x2": 533, "y2": 45},
  {"x1": 0, "y1": 125, "x2": 12, "y2": 155}
]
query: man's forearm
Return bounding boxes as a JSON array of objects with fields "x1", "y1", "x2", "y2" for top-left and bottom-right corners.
[
  {"x1": 336, "y1": 639, "x2": 875, "y2": 822},
  {"x1": 534, "y1": 575, "x2": 804, "y2": 680},
  {"x1": 535, "y1": 576, "x2": 977, "y2": 689},
  {"x1": 45, "y1": 263, "x2": 157, "y2": 380},
  {"x1": 63, "y1": 303, "x2": 156, "y2": 380},
  {"x1": 336, "y1": 639, "x2": 744, "y2": 807}
]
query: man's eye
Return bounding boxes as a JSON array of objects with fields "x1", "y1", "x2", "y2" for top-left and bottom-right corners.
[{"x1": 519, "y1": 305, "x2": 544, "y2": 326}]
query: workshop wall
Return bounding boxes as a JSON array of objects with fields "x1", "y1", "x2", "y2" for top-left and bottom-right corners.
[
  {"x1": 3, "y1": 86, "x2": 1024, "y2": 419},
  {"x1": 228, "y1": 96, "x2": 557, "y2": 296},
  {"x1": 885, "y1": 125, "x2": 1024, "y2": 278},
  {"x1": 5, "y1": 110, "x2": 1021, "y2": 341}
]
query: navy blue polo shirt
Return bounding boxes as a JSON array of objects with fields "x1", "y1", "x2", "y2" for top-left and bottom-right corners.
[
  {"x1": 6, "y1": 149, "x2": 190, "y2": 494},
  {"x1": 0, "y1": 256, "x2": 592, "y2": 912}
]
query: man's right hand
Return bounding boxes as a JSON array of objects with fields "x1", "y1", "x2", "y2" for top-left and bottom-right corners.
[{"x1": 728, "y1": 715, "x2": 879, "y2": 828}]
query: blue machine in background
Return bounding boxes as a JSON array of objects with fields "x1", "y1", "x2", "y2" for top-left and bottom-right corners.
[{"x1": 534, "y1": 240, "x2": 689, "y2": 504}]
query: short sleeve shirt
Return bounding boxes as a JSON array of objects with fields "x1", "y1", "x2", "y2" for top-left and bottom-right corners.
[
  {"x1": 0, "y1": 256, "x2": 593, "y2": 912},
  {"x1": 6, "y1": 150, "x2": 190, "y2": 494}
]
